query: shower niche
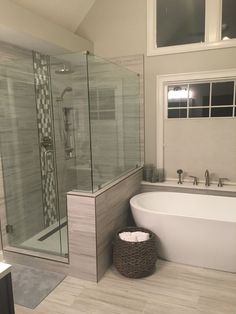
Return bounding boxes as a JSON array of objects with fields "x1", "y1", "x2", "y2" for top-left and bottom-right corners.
[{"x1": 0, "y1": 49, "x2": 142, "y2": 261}]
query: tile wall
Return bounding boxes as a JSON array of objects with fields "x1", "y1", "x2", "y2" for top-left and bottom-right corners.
[
  {"x1": 32, "y1": 51, "x2": 59, "y2": 227},
  {"x1": 0, "y1": 43, "x2": 44, "y2": 245}
]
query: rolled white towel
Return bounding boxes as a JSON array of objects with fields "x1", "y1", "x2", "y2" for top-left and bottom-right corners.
[
  {"x1": 119, "y1": 232, "x2": 134, "y2": 242},
  {"x1": 134, "y1": 231, "x2": 150, "y2": 242},
  {"x1": 119, "y1": 231, "x2": 150, "y2": 242}
]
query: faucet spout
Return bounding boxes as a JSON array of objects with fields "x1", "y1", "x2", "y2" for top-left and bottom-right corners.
[{"x1": 205, "y1": 169, "x2": 210, "y2": 186}]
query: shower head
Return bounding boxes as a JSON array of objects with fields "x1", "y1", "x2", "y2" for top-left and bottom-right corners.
[
  {"x1": 57, "y1": 87, "x2": 72, "y2": 101},
  {"x1": 55, "y1": 64, "x2": 74, "y2": 75}
]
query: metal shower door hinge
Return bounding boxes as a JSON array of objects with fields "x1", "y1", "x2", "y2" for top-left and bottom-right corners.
[{"x1": 6, "y1": 224, "x2": 13, "y2": 234}]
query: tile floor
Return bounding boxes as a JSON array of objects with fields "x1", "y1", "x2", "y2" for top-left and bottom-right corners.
[{"x1": 15, "y1": 260, "x2": 236, "y2": 314}]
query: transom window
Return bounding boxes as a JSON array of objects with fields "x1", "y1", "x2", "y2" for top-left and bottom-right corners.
[
  {"x1": 156, "y1": 0, "x2": 205, "y2": 48},
  {"x1": 167, "y1": 80, "x2": 236, "y2": 118},
  {"x1": 147, "y1": 0, "x2": 236, "y2": 56}
]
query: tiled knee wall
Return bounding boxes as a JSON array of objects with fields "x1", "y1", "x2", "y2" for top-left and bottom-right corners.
[{"x1": 67, "y1": 168, "x2": 142, "y2": 281}]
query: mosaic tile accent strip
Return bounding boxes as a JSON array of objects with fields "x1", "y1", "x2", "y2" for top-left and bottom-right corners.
[{"x1": 32, "y1": 51, "x2": 59, "y2": 227}]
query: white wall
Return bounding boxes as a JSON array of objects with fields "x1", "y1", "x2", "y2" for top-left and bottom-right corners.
[
  {"x1": 164, "y1": 119, "x2": 236, "y2": 182},
  {"x1": 78, "y1": 0, "x2": 236, "y2": 180},
  {"x1": 0, "y1": 0, "x2": 93, "y2": 54},
  {"x1": 77, "y1": 0, "x2": 146, "y2": 57}
]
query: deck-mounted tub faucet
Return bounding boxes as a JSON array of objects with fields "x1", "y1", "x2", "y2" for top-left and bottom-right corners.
[
  {"x1": 205, "y1": 169, "x2": 210, "y2": 186},
  {"x1": 218, "y1": 177, "x2": 229, "y2": 187}
]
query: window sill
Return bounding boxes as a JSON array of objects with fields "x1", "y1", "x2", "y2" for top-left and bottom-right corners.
[{"x1": 147, "y1": 39, "x2": 236, "y2": 57}]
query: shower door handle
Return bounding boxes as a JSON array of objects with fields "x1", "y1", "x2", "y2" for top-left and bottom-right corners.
[{"x1": 44, "y1": 150, "x2": 54, "y2": 174}]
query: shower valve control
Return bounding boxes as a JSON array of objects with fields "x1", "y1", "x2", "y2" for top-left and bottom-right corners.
[
  {"x1": 6, "y1": 224, "x2": 13, "y2": 234},
  {"x1": 41, "y1": 136, "x2": 53, "y2": 150}
]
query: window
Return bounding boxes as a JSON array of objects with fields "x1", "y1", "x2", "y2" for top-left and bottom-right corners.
[
  {"x1": 167, "y1": 80, "x2": 235, "y2": 119},
  {"x1": 156, "y1": 69, "x2": 236, "y2": 169},
  {"x1": 89, "y1": 88, "x2": 116, "y2": 120},
  {"x1": 147, "y1": 0, "x2": 236, "y2": 56},
  {"x1": 156, "y1": 0, "x2": 205, "y2": 48},
  {"x1": 222, "y1": 0, "x2": 236, "y2": 40}
]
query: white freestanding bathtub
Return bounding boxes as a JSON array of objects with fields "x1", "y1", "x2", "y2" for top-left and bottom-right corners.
[{"x1": 130, "y1": 192, "x2": 236, "y2": 272}]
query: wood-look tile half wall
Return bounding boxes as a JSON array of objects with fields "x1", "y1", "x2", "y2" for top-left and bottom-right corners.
[
  {"x1": 67, "y1": 168, "x2": 142, "y2": 282},
  {"x1": 96, "y1": 169, "x2": 142, "y2": 280},
  {"x1": 67, "y1": 195, "x2": 97, "y2": 281}
]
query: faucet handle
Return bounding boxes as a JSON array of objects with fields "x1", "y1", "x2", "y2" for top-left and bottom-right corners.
[
  {"x1": 189, "y1": 175, "x2": 198, "y2": 185},
  {"x1": 217, "y1": 178, "x2": 229, "y2": 187}
]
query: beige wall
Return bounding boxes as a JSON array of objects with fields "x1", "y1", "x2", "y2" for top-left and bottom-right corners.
[
  {"x1": 78, "y1": 0, "x2": 236, "y2": 177},
  {"x1": 164, "y1": 119, "x2": 236, "y2": 182},
  {"x1": 0, "y1": 0, "x2": 93, "y2": 54}
]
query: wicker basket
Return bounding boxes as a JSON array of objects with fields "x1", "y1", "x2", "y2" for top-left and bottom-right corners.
[{"x1": 113, "y1": 226, "x2": 158, "y2": 278}]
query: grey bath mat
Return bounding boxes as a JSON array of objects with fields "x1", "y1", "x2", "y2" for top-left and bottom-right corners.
[{"x1": 11, "y1": 263, "x2": 65, "y2": 309}]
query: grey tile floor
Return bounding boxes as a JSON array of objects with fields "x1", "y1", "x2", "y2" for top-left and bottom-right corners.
[{"x1": 15, "y1": 260, "x2": 236, "y2": 314}]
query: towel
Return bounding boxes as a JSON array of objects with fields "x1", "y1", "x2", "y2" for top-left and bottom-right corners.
[{"x1": 119, "y1": 231, "x2": 150, "y2": 242}]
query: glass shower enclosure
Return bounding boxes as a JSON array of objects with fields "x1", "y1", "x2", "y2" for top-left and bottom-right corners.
[{"x1": 0, "y1": 50, "x2": 142, "y2": 260}]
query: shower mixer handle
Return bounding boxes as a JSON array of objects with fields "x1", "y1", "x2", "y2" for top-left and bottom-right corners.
[{"x1": 41, "y1": 136, "x2": 53, "y2": 150}]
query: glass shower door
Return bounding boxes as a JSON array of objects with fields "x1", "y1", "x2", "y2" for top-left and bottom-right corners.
[{"x1": 0, "y1": 54, "x2": 67, "y2": 258}]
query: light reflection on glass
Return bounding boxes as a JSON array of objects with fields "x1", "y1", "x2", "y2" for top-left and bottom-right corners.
[{"x1": 168, "y1": 87, "x2": 193, "y2": 100}]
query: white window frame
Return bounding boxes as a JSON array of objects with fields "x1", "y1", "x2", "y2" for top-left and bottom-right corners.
[
  {"x1": 147, "y1": 0, "x2": 236, "y2": 56},
  {"x1": 156, "y1": 69, "x2": 236, "y2": 169}
]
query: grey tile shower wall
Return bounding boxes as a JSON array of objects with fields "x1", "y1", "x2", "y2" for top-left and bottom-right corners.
[
  {"x1": 0, "y1": 52, "x2": 44, "y2": 245},
  {"x1": 0, "y1": 40, "x2": 31, "y2": 63},
  {"x1": 50, "y1": 59, "x2": 92, "y2": 194},
  {"x1": 32, "y1": 52, "x2": 59, "y2": 227}
]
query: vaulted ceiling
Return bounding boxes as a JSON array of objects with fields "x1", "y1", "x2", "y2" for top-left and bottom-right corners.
[{"x1": 11, "y1": 0, "x2": 95, "y2": 32}]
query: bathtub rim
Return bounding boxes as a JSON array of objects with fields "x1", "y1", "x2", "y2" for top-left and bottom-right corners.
[{"x1": 130, "y1": 191, "x2": 236, "y2": 223}]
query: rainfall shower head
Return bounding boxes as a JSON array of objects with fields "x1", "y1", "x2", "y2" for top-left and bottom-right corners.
[
  {"x1": 55, "y1": 64, "x2": 74, "y2": 75},
  {"x1": 57, "y1": 87, "x2": 72, "y2": 101}
]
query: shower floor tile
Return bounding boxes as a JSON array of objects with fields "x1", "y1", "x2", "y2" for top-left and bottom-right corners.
[{"x1": 21, "y1": 218, "x2": 68, "y2": 256}]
